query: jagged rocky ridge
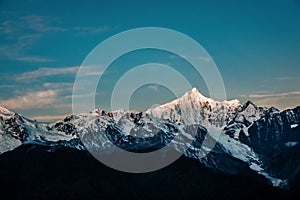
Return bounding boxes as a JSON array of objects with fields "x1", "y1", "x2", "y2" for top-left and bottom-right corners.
[{"x1": 0, "y1": 88, "x2": 299, "y2": 189}]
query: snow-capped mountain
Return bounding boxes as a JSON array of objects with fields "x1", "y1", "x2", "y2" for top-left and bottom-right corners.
[
  {"x1": 0, "y1": 88, "x2": 299, "y2": 189},
  {"x1": 147, "y1": 87, "x2": 242, "y2": 127},
  {"x1": 0, "y1": 107, "x2": 84, "y2": 154}
]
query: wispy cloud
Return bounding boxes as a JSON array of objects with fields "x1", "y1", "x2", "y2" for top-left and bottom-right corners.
[
  {"x1": 0, "y1": 14, "x2": 65, "y2": 62},
  {"x1": 0, "y1": 15, "x2": 66, "y2": 35},
  {"x1": 0, "y1": 33, "x2": 55, "y2": 62},
  {"x1": 15, "y1": 56, "x2": 55, "y2": 62},
  {"x1": 0, "y1": 89, "x2": 58, "y2": 110},
  {"x1": 63, "y1": 92, "x2": 96, "y2": 99},
  {"x1": 74, "y1": 26, "x2": 109, "y2": 34},
  {"x1": 241, "y1": 91, "x2": 300, "y2": 110},
  {"x1": 148, "y1": 84, "x2": 159, "y2": 91},
  {"x1": 16, "y1": 65, "x2": 104, "y2": 81},
  {"x1": 0, "y1": 13, "x2": 111, "y2": 63},
  {"x1": 274, "y1": 76, "x2": 295, "y2": 81},
  {"x1": 243, "y1": 91, "x2": 300, "y2": 98},
  {"x1": 196, "y1": 56, "x2": 211, "y2": 62},
  {"x1": 19, "y1": 15, "x2": 66, "y2": 32},
  {"x1": 31, "y1": 114, "x2": 69, "y2": 122},
  {"x1": 16, "y1": 66, "x2": 79, "y2": 80},
  {"x1": 0, "y1": 85, "x2": 15, "y2": 89},
  {"x1": 43, "y1": 82, "x2": 74, "y2": 89},
  {"x1": 174, "y1": 54, "x2": 211, "y2": 63},
  {"x1": 0, "y1": 13, "x2": 109, "y2": 35}
]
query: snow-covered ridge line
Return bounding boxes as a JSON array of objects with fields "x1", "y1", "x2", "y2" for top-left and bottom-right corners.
[
  {"x1": 1, "y1": 88, "x2": 300, "y2": 189},
  {"x1": 146, "y1": 87, "x2": 244, "y2": 128}
]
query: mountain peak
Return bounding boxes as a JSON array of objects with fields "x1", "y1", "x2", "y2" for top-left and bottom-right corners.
[
  {"x1": 244, "y1": 100, "x2": 257, "y2": 108},
  {"x1": 184, "y1": 88, "x2": 241, "y2": 107},
  {"x1": 0, "y1": 106, "x2": 13, "y2": 116},
  {"x1": 183, "y1": 87, "x2": 212, "y2": 102},
  {"x1": 191, "y1": 87, "x2": 199, "y2": 93}
]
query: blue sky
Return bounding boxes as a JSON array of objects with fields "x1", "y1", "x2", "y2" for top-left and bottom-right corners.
[{"x1": 0, "y1": 0, "x2": 300, "y2": 121}]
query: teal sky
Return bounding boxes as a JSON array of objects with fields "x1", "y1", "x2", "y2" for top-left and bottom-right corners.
[{"x1": 0, "y1": 0, "x2": 300, "y2": 121}]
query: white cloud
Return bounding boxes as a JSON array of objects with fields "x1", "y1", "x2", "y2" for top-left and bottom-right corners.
[
  {"x1": 74, "y1": 26, "x2": 109, "y2": 34},
  {"x1": 0, "y1": 33, "x2": 54, "y2": 63},
  {"x1": 19, "y1": 15, "x2": 66, "y2": 32},
  {"x1": 15, "y1": 56, "x2": 55, "y2": 63},
  {"x1": 63, "y1": 92, "x2": 96, "y2": 99},
  {"x1": 242, "y1": 91, "x2": 300, "y2": 110},
  {"x1": 31, "y1": 114, "x2": 69, "y2": 122},
  {"x1": 173, "y1": 54, "x2": 211, "y2": 63},
  {"x1": 197, "y1": 56, "x2": 211, "y2": 62},
  {"x1": 0, "y1": 85, "x2": 15, "y2": 89},
  {"x1": 16, "y1": 65, "x2": 104, "y2": 81},
  {"x1": 275, "y1": 76, "x2": 295, "y2": 81},
  {"x1": 0, "y1": 89, "x2": 58, "y2": 110},
  {"x1": 148, "y1": 84, "x2": 159, "y2": 91},
  {"x1": 17, "y1": 66, "x2": 79, "y2": 80},
  {"x1": 253, "y1": 96, "x2": 300, "y2": 111},
  {"x1": 0, "y1": 13, "x2": 110, "y2": 63},
  {"x1": 53, "y1": 104, "x2": 72, "y2": 109},
  {"x1": 0, "y1": 15, "x2": 66, "y2": 35},
  {"x1": 43, "y1": 82, "x2": 74, "y2": 89},
  {"x1": 245, "y1": 91, "x2": 300, "y2": 98},
  {"x1": 0, "y1": 15, "x2": 65, "y2": 62}
]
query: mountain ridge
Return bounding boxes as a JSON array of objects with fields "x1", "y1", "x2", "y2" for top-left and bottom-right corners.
[{"x1": 0, "y1": 88, "x2": 300, "y2": 189}]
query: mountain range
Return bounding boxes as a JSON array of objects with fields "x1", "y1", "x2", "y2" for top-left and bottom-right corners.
[{"x1": 1, "y1": 88, "x2": 300, "y2": 198}]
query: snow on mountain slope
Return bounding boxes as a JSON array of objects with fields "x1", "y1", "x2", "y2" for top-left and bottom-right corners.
[
  {"x1": 0, "y1": 106, "x2": 81, "y2": 154},
  {"x1": 147, "y1": 88, "x2": 241, "y2": 128},
  {"x1": 224, "y1": 102, "x2": 278, "y2": 140},
  {"x1": 0, "y1": 88, "x2": 300, "y2": 189},
  {"x1": 144, "y1": 88, "x2": 265, "y2": 175},
  {"x1": 0, "y1": 128, "x2": 21, "y2": 154}
]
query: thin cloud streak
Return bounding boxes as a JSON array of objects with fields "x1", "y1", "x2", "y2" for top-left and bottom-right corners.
[
  {"x1": 0, "y1": 33, "x2": 54, "y2": 63},
  {"x1": 31, "y1": 114, "x2": 69, "y2": 122},
  {"x1": 16, "y1": 65, "x2": 104, "y2": 81},
  {"x1": 19, "y1": 15, "x2": 67, "y2": 32},
  {"x1": 241, "y1": 91, "x2": 300, "y2": 110},
  {"x1": 74, "y1": 26, "x2": 109, "y2": 34},
  {"x1": 0, "y1": 85, "x2": 15, "y2": 89},
  {"x1": 43, "y1": 82, "x2": 74, "y2": 89},
  {"x1": 148, "y1": 84, "x2": 159, "y2": 91},
  {"x1": 0, "y1": 13, "x2": 110, "y2": 63},
  {"x1": 0, "y1": 15, "x2": 66, "y2": 34},
  {"x1": 17, "y1": 66, "x2": 79, "y2": 80},
  {"x1": 15, "y1": 56, "x2": 55, "y2": 62},
  {"x1": 0, "y1": 14, "x2": 64, "y2": 62},
  {"x1": 244, "y1": 91, "x2": 300, "y2": 98},
  {"x1": 253, "y1": 96, "x2": 300, "y2": 111}
]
